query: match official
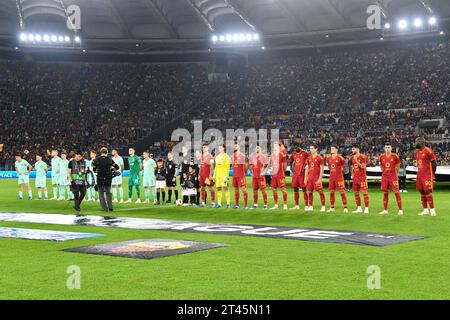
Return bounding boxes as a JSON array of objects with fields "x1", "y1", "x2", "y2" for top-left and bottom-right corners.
[{"x1": 92, "y1": 147, "x2": 119, "y2": 212}]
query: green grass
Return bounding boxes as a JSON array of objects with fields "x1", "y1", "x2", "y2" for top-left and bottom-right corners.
[{"x1": 0, "y1": 177, "x2": 449, "y2": 300}]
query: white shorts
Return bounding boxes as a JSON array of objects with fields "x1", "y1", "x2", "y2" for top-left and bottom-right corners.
[
  {"x1": 51, "y1": 175, "x2": 60, "y2": 185},
  {"x1": 155, "y1": 180, "x2": 166, "y2": 189},
  {"x1": 182, "y1": 188, "x2": 197, "y2": 196},
  {"x1": 112, "y1": 175, "x2": 123, "y2": 186},
  {"x1": 35, "y1": 177, "x2": 47, "y2": 188},
  {"x1": 18, "y1": 174, "x2": 30, "y2": 185}
]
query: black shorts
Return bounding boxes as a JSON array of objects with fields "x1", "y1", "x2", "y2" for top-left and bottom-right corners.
[
  {"x1": 166, "y1": 176, "x2": 176, "y2": 187},
  {"x1": 344, "y1": 173, "x2": 351, "y2": 181}
]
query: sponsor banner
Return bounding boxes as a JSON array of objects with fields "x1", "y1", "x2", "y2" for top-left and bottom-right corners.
[
  {"x1": 0, "y1": 170, "x2": 131, "y2": 179},
  {"x1": 0, "y1": 212, "x2": 425, "y2": 246},
  {"x1": 2, "y1": 167, "x2": 450, "y2": 181},
  {"x1": 65, "y1": 238, "x2": 226, "y2": 260},
  {"x1": 0, "y1": 226, "x2": 104, "y2": 241}
]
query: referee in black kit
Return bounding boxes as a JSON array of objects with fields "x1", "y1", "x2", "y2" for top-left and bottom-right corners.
[{"x1": 92, "y1": 147, "x2": 119, "y2": 212}]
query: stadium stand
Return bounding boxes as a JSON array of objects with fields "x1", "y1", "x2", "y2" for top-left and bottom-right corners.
[{"x1": 0, "y1": 39, "x2": 449, "y2": 167}]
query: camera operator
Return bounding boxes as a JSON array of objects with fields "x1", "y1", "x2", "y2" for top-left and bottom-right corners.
[
  {"x1": 68, "y1": 151, "x2": 88, "y2": 213},
  {"x1": 92, "y1": 147, "x2": 120, "y2": 212}
]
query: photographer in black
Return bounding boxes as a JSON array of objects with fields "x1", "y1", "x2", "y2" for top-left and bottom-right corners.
[
  {"x1": 68, "y1": 151, "x2": 89, "y2": 212},
  {"x1": 92, "y1": 147, "x2": 120, "y2": 212}
]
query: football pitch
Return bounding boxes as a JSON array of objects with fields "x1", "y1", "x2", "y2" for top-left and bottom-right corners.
[{"x1": 0, "y1": 178, "x2": 449, "y2": 300}]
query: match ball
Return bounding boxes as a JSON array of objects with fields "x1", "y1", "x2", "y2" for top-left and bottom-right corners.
[{"x1": 176, "y1": 199, "x2": 183, "y2": 206}]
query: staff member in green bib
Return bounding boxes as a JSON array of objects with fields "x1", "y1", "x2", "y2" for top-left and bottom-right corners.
[
  {"x1": 68, "y1": 151, "x2": 88, "y2": 212},
  {"x1": 125, "y1": 147, "x2": 142, "y2": 204}
]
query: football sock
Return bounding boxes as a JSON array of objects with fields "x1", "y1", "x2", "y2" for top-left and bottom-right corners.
[
  {"x1": 426, "y1": 194, "x2": 434, "y2": 209},
  {"x1": 421, "y1": 194, "x2": 428, "y2": 208},
  {"x1": 363, "y1": 193, "x2": 369, "y2": 207},
  {"x1": 308, "y1": 192, "x2": 314, "y2": 206},
  {"x1": 340, "y1": 190, "x2": 347, "y2": 207},
  {"x1": 330, "y1": 192, "x2": 335, "y2": 207},
  {"x1": 383, "y1": 192, "x2": 389, "y2": 210},
  {"x1": 262, "y1": 190, "x2": 268, "y2": 205},
  {"x1": 303, "y1": 191, "x2": 308, "y2": 207},
  {"x1": 319, "y1": 190, "x2": 325, "y2": 206},
  {"x1": 355, "y1": 193, "x2": 361, "y2": 207},
  {"x1": 282, "y1": 189, "x2": 287, "y2": 205},
  {"x1": 394, "y1": 192, "x2": 402, "y2": 210},
  {"x1": 217, "y1": 190, "x2": 222, "y2": 205}
]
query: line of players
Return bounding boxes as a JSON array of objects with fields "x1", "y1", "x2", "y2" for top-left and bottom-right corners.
[{"x1": 14, "y1": 137, "x2": 437, "y2": 216}]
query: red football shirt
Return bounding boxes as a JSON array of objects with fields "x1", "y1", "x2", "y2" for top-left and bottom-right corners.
[
  {"x1": 200, "y1": 153, "x2": 213, "y2": 177},
  {"x1": 232, "y1": 152, "x2": 247, "y2": 178},
  {"x1": 291, "y1": 150, "x2": 309, "y2": 176},
  {"x1": 251, "y1": 154, "x2": 268, "y2": 178},
  {"x1": 327, "y1": 155, "x2": 345, "y2": 181},
  {"x1": 415, "y1": 147, "x2": 436, "y2": 178},
  {"x1": 350, "y1": 155, "x2": 367, "y2": 181},
  {"x1": 306, "y1": 154, "x2": 324, "y2": 181},
  {"x1": 271, "y1": 152, "x2": 286, "y2": 178},
  {"x1": 380, "y1": 153, "x2": 400, "y2": 180}
]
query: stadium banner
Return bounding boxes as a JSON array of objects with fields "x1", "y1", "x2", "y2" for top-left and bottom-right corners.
[
  {"x1": 0, "y1": 170, "x2": 131, "y2": 179},
  {"x1": 0, "y1": 213, "x2": 425, "y2": 246},
  {"x1": 65, "y1": 238, "x2": 227, "y2": 260},
  {"x1": 1, "y1": 167, "x2": 449, "y2": 181},
  {"x1": 0, "y1": 227, "x2": 104, "y2": 241}
]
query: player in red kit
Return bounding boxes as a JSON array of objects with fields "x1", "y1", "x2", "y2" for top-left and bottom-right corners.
[
  {"x1": 415, "y1": 137, "x2": 437, "y2": 216},
  {"x1": 326, "y1": 145, "x2": 348, "y2": 213},
  {"x1": 304, "y1": 144, "x2": 326, "y2": 212},
  {"x1": 199, "y1": 144, "x2": 216, "y2": 208},
  {"x1": 270, "y1": 142, "x2": 288, "y2": 210},
  {"x1": 232, "y1": 143, "x2": 249, "y2": 209},
  {"x1": 290, "y1": 146, "x2": 309, "y2": 210},
  {"x1": 250, "y1": 145, "x2": 269, "y2": 210},
  {"x1": 379, "y1": 143, "x2": 403, "y2": 215},
  {"x1": 350, "y1": 145, "x2": 370, "y2": 214}
]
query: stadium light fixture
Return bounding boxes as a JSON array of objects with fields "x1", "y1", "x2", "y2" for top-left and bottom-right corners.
[
  {"x1": 211, "y1": 32, "x2": 261, "y2": 48},
  {"x1": 384, "y1": 23, "x2": 391, "y2": 29},
  {"x1": 413, "y1": 18, "x2": 423, "y2": 28},
  {"x1": 398, "y1": 19, "x2": 408, "y2": 30},
  {"x1": 17, "y1": 32, "x2": 82, "y2": 49},
  {"x1": 429, "y1": 17, "x2": 437, "y2": 26},
  {"x1": 440, "y1": 31, "x2": 444, "y2": 35}
]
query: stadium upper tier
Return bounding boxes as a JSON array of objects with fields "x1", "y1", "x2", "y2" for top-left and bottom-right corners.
[{"x1": 0, "y1": 38, "x2": 449, "y2": 164}]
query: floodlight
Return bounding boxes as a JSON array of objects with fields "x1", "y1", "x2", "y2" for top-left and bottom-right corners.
[{"x1": 398, "y1": 19, "x2": 408, "y2": 30}]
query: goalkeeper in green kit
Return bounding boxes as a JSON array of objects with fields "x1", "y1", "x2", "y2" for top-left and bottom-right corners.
[{"x1": 125, "y1": 147, "x2": 143, "y2": 204}]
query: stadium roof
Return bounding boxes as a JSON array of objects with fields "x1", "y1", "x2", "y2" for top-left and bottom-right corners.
[{"x1": 1, "y1": 0, "x2": 450, "y2": 54}]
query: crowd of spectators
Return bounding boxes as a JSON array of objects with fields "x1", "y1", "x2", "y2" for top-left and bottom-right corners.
[{"x1": 0, "y1": 38, "x2": 449, "y2": 167}]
